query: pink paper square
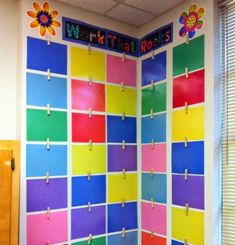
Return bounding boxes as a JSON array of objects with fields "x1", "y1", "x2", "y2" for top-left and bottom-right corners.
[
  {"x1": 27, "y1": 211, "x2": 68, "y2": 245},
  {"x1": 107, "y1": 54, "x2": 136, "y2": 87},
  {"x1": 141, "y1": 201, "x2": 166, "y2": 235},
  {"x1": 142, "y1": 144, "x2": 166, "y2": 172}
]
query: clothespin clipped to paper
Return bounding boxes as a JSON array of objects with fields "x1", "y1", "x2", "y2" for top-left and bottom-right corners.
[
  {"x1": 122, "y1": 140, "x2": 126, "y2": 150},
  {"x1": 151, "y1": 49, "x2": 155, "y2": 60},
  {"x1": 150, "y1": 198, "x2": 154, "y2": 209},
  {"x1": 89, "y1": 139, "x2": 92, "y2": 151},
  {"x1": 151, "y1": 80, "x2": 155, "y2": 90},
  {"x1": 88, "y1": 108, "x2": 92, "y2": 118},
  {"x1": 122, "y1": 168, "x2": 126, "y2": 179},
  {"x1": 121, "y1": 82, "x2": 125, "y2": 92},
  {"x1": 150, "y1": 109, "x2": 154, "y2": 119},
  {"x1": 185, "y1": 203, "x2": 189, "y2": 216},
  {"x1": 121, "y1": 198, "x2": 125, "y2": 208},
  {"x1": 151, "y1": 139, "x2": 155, "y2": 150},
  {"x1": 46, "y1": 206, "x2": 51, "y2": 220},
  {"x1": 122, "y1": 228, "x2": 126, "y2": 238},
  {"x1": 88, "y1": 234, "x2": 93, "y2": 245},
  {"x1": 46, "y1": 138, "x2": 50, "y2": 150},
  {"x1": 46, "y1": 35, "x2": 51, "y2": 46},
  {"x1": 47, "y1": 103, "x2": 51, "y2": 116},
  {"x1": 150, "y1": 230, "x2": 154, "y2": 239},
  {"x1": 185, "y1": 67, "x2": 189, "y2": 79},
  {"x1": 184, "y1": 169, "x2": 189, "y2": 181},
  {"x1": 88, "y1": 76, "x2": 92, "y2": 86},
  {"x1": 122, "y1": 111, "x2": 125, "y2": 121},
  {"x1": 184, "y1": 137, "x2": 188, "y2": 148},
  {"x1": 88, "y1": 202, "x2": 92, "y2": 213},
  {"x1": 47, "y1": 68, "x2": 51, "y2": 81},
  {"x1": 47, "y1": 241, "x2": 51, "y2": 245},
  {"x1": 122, "y1": 52, "x2": 126, "y2": 62},
  {"x1": 45, "y1": 172, "x2": 50, "y2": 184},
  {"x1": 88, "y1": 171, "x2": 91, "y2": 182},
  {"x1": 184, "y1": 239, "x2": 188, "y2": 245},
  {"x1": 88, "y1": 43, "x2": 91, "y2": 55},
  {"x1": 150, "y1": 169, "x2": 154, "y2": 179},
  {"x1": 185, "y1": 101, "x2": 188, "y2": 114},
  {"x1": 186, "y1": 33, "x2": 189, "y2": 45}
]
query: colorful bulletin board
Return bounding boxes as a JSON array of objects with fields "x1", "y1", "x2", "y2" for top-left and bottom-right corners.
[{"x1": 23, "y1": 1, "x2": 206, "y2": 244}]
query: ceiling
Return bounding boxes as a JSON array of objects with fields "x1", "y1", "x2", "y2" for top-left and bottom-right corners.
[{"x1": 58, "y1": 0, "x2": 186, "y2": 27}]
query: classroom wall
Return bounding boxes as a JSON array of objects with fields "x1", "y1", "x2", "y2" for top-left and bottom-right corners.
[{"x1": 0, "y1": 0, "x2": 20, "y2": 140}]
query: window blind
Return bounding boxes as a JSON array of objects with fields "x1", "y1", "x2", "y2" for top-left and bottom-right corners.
[{"x1": 222, "y1": 1, "x2": 235, "y2": 244}]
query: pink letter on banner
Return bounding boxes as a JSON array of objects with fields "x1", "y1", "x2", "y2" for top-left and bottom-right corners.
[
  {"x1": 107, "y1": 54, "x2": 136, "y2": 87},
  {"x1": 141, "y1": 201, "x2": 166, "y2": 236},
  {"x1": 141, "y1": 144, "x2": 166, "y2": 172},
  {"x1": 27, "y1": 211, "x2": 68, "y2": 245}
]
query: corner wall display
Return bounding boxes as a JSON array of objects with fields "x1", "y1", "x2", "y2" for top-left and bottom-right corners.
[
  {"x1": 27, "y1": 1, "x2": 61, "y2": 37},
  {"x1": 178, "y1": 4, "x2": 205, "y2": 39},
  {"x1": 63, "y1": 17, "x2": 139, "y2": 56},
  {"x1": 140, "y1": 23, "x2": 173, "y2": 56}
]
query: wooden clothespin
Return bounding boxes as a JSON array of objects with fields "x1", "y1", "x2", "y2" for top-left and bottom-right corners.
[
  {"x1": 122, "y1": 111, "x2": 125, "y2": 121},
  {"x1": 47, "y1": 68, "x2": 51, "y2": 81},
  {"x1": 46, "y1": 206, "x2": 50, "y2": 220},
  {"x1": 88, "y1": 202, "x2": 92, "y2": 213},
  {"x1": 122, "y1": 228, "x2": 126, "y2": 238},
  {"x1": 122, "y1": 52, "x2": 126, "y2": 62},
  {"x1": 88, "y1": 43, "x2": 91, "y2": 55},
  {"x1": 150, "y1": 169, "x2": 154, "y2": 179},
  {"x1": 186, "y1": 33, "x2": 189, "y2": 45},
  {"x1": 121, "y1": 82, "x2": 125, "y2": 92},
  {"x1": 151, "y1": 139, "x2": 155, "y2": 150},
  {"x1": 88, "y1": 234, "x2": 93, "y2": 245},
  {"x1": 122, "y1": 140, "x2": 126, "y2": 150},
  {"x1": 46, "y1": 138, "x2": 50, "y2": 150},
  {"x1": 150, "y1": 198, "x2": 154, "y2": 209},
  {"x1": 150, "y1": 230, "x2": 154, "y2": 239},
  {"x1": 184, "y1": 239, "x2": 188, "y2": 245},
  {"x1": 185, "y1": 67, "x2": 189, "y2": 79},
  {"x1": 184, "y1": 169, "x2": 189, "y2": 181},
  {"x1": 150, "y1": 109, "x2": 154, "y2": 119},
  {"x1": 88, "y1": 76, "x2": 92, "y2": 86},
  {"x1": 122, "y1": 168, "x2": 126, "y2": 179},
  {"x1": 185, "y1": 203, "x2": 189, "y2": 216},
  {"x1": 45, "y1": 172, "x2": 49, "y2": 184},
  {"x1": 184, "y1": 137, "x2": 188, "y2": 148},
  {"x1": 88, "y1": 171, "x2": 91, "y2": 182},
  {"x1": 151, "y1": 49, "x2": 155, "y2": 60},
  {"x1": 185, "y1": 102, "x2": 188, "y2": 114},
  {"x1": 47, "y1": 241, "x2": 51, "y2": 245},
  {"x1": 88, "y1": 108, "x2": 92, "y2": 118},
  {"x1": 121, "y1": 198, "x2": 125, "y2": 208},
  {"x1": 46, "y1": 35, "x2": 51, "y2": 46},
  {"x1": 89, "y1": 139, "x2": 92, "y2": 151},
  {"x1": 47, "y1": 103, "x2": 51, "y2": 116},
  {"x1": 151, "y1": 80, "x2": 155, "y2": 90}
]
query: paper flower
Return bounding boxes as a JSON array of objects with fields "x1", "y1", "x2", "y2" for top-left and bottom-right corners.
[
  {"x1": 179, "y1": 4, "x2": 205, "y2": 39},
  {"x1": 27, "y1": 2, "x2": 61, "y2": 37}
]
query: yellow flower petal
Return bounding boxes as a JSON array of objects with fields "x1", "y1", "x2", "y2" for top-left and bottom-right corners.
[
  {"x1": 189, "y1": 4, "x2": 197, "y2": 13},
  {"x1": 40, "y1": 26, "x2": 46, "y2": 36},
  {"x1": 48, "y1": 26, "x2": 56, "y2": 36},
  {"x1": 27, "y1": 10, "x2": 37, "y2": 18},
  {"x1": 197, "y1": 7, "x2": 205, "y2": 18},
  {"x1": 33, "y1": 2, "x2": 41, "y2": 12},
  {"x1": 43, "y1": 2, "x2": 49, "y2": 12},
  {"x1": 30, "y1": 20, "x2": 39, "y2": 28},
  {"x1": 50, "y1": 10, "x2": 58, "y2": 18},
  {"x1": 52, "y1": 20, "x2": 61, "y2": 28}
]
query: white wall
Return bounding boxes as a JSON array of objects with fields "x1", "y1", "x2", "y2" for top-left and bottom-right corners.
[{"x1": 0, "y1": 0, "x2": 20, "y2": 140}]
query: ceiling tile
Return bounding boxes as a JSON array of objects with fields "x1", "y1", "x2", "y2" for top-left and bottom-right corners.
[
  {"x1": 106, "y1": 4, "x2": 154, "y2": 26},
  {"x1": 124, "y1": 0, "x2": 186, "y2": 15},
  {"x1": 62, "y1": 0, "x2": 117, "y2": 14}
]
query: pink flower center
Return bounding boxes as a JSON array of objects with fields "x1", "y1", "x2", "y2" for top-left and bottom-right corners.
[
  {"x1": 185, "y1": 12, "x2": 198, "y2": 31},
  {"x1": 40, "y1": 14, "x2": 49, "y2": 24}
]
